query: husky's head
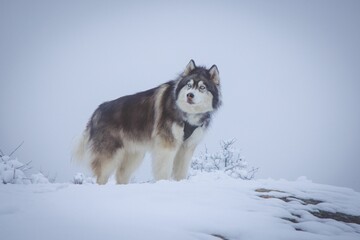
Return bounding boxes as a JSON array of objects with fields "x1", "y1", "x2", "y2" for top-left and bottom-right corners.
[{"x1": 176, "y1": 60, "x2": 221, "y2": 115}]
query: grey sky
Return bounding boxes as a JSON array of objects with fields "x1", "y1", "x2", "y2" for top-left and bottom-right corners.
[{"x1": 1, "y1": 0, "x2": 359, "y2": 190}]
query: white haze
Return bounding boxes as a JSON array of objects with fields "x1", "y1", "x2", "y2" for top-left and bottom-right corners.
[{"x1": 0, "y1": 0, "x2": 359, "y2": 190}]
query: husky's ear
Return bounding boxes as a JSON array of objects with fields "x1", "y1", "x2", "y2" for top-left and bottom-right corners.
[
  {"x1": 183, "y1": 59, "x2": 196, "y2": 76},
  {"x1": 209, "y1": 65, "x2": 220, "y2": 85}
]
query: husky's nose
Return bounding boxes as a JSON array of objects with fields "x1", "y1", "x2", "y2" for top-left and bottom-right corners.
[{"x1": 187, "y1": 93, "x2": 194, "y2": 100}]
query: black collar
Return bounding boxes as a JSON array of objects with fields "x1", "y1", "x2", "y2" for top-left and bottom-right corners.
[{"x1": 182, "y1": 113, "x2": 210, "y2": 141}]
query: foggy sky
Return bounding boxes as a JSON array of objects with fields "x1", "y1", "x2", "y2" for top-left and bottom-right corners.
[{"x1": 1, "y1": 0, "x2": 359, "y2": 190}]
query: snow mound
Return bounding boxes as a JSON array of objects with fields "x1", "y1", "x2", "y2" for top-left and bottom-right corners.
[
  {"x1": 72, "y1": 172, "x2": 95, "y2": 184},
  {"x1": 0, "y1": 173, "x2": 359, "y2": 240},
  {"x1": 30, "y1": 173, "x2": 50, "y2": 184}
]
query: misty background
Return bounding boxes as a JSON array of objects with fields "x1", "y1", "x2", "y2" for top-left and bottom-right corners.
[{"x1": 1, "y1": 0, "x2": 359, "y2": 191}]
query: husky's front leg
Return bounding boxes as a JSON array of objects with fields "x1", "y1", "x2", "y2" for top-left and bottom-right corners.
[
  {"x1": 152, "y1": 124, "x2": 183, "y2": 181},
  {"x1": 172, "y1": 144, "x2": 196, "y2": 181},
  {"x1": 152, "y1": 144, "x2": 179, "y2": 181},
  {"x1": 172, "y1": 126, "x2": 206, "y2": 180}
]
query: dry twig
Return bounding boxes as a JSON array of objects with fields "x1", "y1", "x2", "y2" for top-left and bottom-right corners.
[{"x1": 9, "y1": 141, "x2": 24, "y2": 157}]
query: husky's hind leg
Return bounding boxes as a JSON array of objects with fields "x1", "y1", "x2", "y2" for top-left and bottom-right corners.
[
  {"x1": 116, "y1": 151, "x2": 145, "y2": 184},
  {"x1": 91, "y1": 153, "x2": 120, "y2": 185}
]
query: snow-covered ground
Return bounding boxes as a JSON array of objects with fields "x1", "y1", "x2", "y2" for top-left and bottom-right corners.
[{"x1": 1, "y1": 173, "x2": 359, "y2": 240}]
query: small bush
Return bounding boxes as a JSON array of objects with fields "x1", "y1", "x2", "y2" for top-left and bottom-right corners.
[
  {"x1": 0, "y1": 155, "x2": 32, "y2": 184},
  {"x1": 1, "y1": 143, "x2": 54, "y2": 184},
  {"x1": 191, "y1": 139, "x2": 258, "y2": 180}
]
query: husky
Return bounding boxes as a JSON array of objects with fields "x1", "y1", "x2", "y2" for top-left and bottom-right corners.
[{"x1": 74, "y1": 60, "x2": 222, "y2": 184}]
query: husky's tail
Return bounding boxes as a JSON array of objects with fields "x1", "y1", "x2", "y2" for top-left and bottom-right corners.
[{"x1": 72, "y1": 129, "x2": 91, "y2": 164}]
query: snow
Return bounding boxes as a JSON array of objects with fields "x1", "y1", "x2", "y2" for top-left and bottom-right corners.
[
  {"x1": 30, "y1": 173, "x2": 50, "y2": 184},
  {"x1": 1, "y1": 173, "x2": 359, "y2": 240}
]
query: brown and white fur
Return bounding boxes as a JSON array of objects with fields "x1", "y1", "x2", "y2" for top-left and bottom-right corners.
[{"x1": 73, "y1": 60, "x2": 222, "y2": 184}]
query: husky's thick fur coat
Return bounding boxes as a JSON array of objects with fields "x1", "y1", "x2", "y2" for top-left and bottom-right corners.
[{"x1": 74, "y1": 60, "x2": 221, "y2": 184}]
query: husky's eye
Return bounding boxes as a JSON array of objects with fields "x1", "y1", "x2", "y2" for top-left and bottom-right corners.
[
  {"x1": 199, "y1": 85, "x2": 206, "y2": 91},
  {"x1": 187, "y1": 83, "x2": 192, "y2": 88}
]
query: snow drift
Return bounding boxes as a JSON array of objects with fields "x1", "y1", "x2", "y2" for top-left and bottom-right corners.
[{"x1": 1, "y1": 173, "x2": 359, "y2": 240}]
